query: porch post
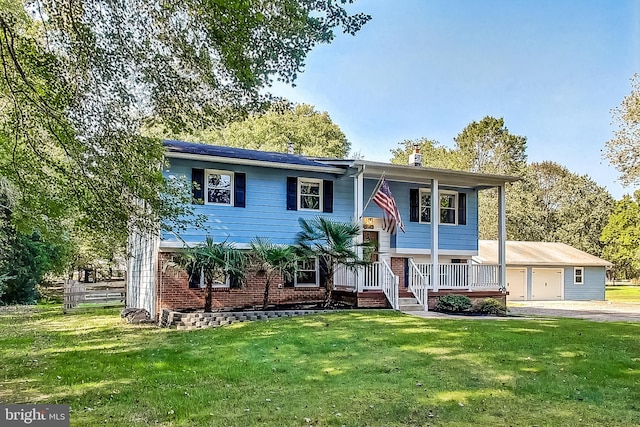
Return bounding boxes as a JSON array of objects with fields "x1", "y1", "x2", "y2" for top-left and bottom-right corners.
[
  {"x1": 355, "y1": 167, "x2": 365, "y2": 292},
  {"x1": 498, "y1": 184, "x2": 507, "y2": 292},
  {"x1": 431, "y1": 178, "x2": 439, "y2": 291}
]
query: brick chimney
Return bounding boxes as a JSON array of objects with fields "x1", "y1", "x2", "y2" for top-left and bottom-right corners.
[{"x1": 409, "y1": 144, "x2": 422, "y2": 167}]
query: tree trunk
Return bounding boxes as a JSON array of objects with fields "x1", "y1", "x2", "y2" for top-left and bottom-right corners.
[
  {"x1": 204, "y1": 281, "x2": 213, "y2": 312},
  {"x1": 323, "y1": 273, "x2": 334, "y2": 308},
  {"x1": 262, "y1": 278, "x2": 271, "y2": 310}
]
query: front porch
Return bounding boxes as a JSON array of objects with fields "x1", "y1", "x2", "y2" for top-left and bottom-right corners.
[{"x1": 334, "y1": 260, "x2": 506, "y2": 310}]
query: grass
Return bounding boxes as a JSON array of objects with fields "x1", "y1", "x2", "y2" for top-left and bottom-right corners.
[
  {"x1": 606, "y1": 285, "x2": 640, "y2": 302},
  {"x1": 1, "y1": 306, "x2": 639, "y2": 426}
]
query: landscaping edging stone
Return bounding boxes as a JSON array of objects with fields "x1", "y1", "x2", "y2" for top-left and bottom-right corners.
[{"x1": 159, "y1": 308, "x2": 331, "y2": 330}]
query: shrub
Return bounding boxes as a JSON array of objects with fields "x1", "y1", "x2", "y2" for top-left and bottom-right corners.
[
  {"x1": 435, "y1": 294, "x2": 472, "y2": 313},
  {"x1": 474, "y1": 298, "x2": 508, "y2": 316}
]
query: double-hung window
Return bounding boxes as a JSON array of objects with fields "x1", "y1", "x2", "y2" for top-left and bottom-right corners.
[
  {"x1": 206, "y1": 170, "x2": 233, "y2": 205},
  {"x1": 295, "y1": 258, "x2": 319, "y2": 287},
  {"x1": 287, "y1": 177, "x2": 333, "y2": 213},
  {"x1": 188, "y1": 267, "x2": 230, "y2": 289},
  {"x1": 574, "y1": 267, "x2": 584, "y2": 285},
  {"x1": 191, "y1": 168, "x2": 246, "y2": 207},
  {"x1": 298, "y1": 178, "x2": 322, "y2": 211},
  {"x1": 419, "y1": 190, "x2": 458, "y2": 224}
]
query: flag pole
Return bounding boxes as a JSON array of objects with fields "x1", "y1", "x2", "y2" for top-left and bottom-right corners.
[{"x1": 360, "y1": 172, "x2": 385, "y2": 218}]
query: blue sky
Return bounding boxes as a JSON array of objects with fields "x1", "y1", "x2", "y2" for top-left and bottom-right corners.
[{"x1": 270, "y1": 0, "x2": 639, "y2": 199}]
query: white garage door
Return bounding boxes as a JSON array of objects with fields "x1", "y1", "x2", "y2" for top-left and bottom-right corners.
[
  {"x1": 506, "y1": 268, "x2": 526, "y2": 301},
  {"x1": 531, "y1": 268, "x2": 563, "y2": 300}
]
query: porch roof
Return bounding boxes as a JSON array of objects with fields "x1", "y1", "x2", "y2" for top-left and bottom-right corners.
[{"x1": 323, "y1": 159, "x2": 520, "y2": 189}]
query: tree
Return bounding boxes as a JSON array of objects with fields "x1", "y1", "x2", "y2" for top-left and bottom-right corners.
[
  {"x1": 454, "y1": 116, "x2": 527, "y2": 175},
  {"x1": 506, "y1": 162, "x2": 613, "y2": 256},
  {"x1": 295, "y1": 217, "x2": 370, "y2": 306},
  {"x1": 389, "y1": 138, "x2": 465, "y2": 169},
  {"x1": 600, "y1": 194, "x2": 640, "y2": 279},
  {"x1": 249, "y1": 237, "x2": 299, "y2": 310},
  {"x1": 222, "y1": 102, "x2": 351, "y2": 158},
  {"x1": 605, "y1": 73, "x2": 640, "y2": 186},
  {"x1": 178, "y1": 238, "x2": 246, "y2": 312},
  {"x1": 0, "y1": 1, "x2": 370, "y2": 253},
  {"x1": 1, "y1": 231, "x2": 73, "y2": 304}
]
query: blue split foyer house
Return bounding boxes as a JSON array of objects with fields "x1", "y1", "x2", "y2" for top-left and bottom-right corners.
[{"x1": 126, "y1": 140, "x2": 521, "y2": 318}]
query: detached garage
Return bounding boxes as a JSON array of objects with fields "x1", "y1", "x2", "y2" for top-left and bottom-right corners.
[{"x1": 475, "y1": 241, "x2": 612, "y2": 301}]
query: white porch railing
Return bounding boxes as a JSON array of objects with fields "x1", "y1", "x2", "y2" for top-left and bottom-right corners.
[
  {"x1": 380, "y1": 260, "x2": 399, "y2": 310},
  {"x1": 407, "y1": 259, "x2": 427, "y2": 308},
  {"x1": 333, "y1": 264, "x2": 357, "y2": 290},
  {"x1": 334, "y1": 261, "x2": 399, "y2": 309},
  {"x1": 413, "y1": 263, "x2": 501, "y2": 290}
]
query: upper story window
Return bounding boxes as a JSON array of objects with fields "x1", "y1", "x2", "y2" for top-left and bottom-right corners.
[
  {"x1": 287, "y1": 177, "x2": 333, "y2": 213},
  {"x1": 419, "y1": 189, "x2": 458, "y2": 225},
  {"x1": 574, "y1": 267, "x2": 584, "y2": 285},
  {"x1": 192, "y1": 168, "x2": 246, "y2": 207},
  {"x1": 299, "y1": 178, "x2": 322, "y2": 211},
  {"x1": 206, "y1": 170, "x2": 233, "y2": 205}
]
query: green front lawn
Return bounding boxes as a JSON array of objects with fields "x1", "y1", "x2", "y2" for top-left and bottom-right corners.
[
  {"x1": 1, "y1": 306, "x2": 639, "y2": 426},
  {"x1": 606, "y1": 285, "x2": 640, "y2": 302}
]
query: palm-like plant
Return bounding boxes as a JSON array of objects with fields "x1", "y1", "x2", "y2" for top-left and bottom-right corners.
[
  {"x1": 295, "y1": 217, "x2": 371, "y2": 306},
  {"x1": 249, "y1": 237, "x2": 299, "y2": 309},
  {"x1": 178, "y1": 237, "x2": 246, "y2": 312}
]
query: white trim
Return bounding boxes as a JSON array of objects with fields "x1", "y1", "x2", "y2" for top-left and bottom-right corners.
[
  {"x1": 392, "y1": 248, "x2": 477, "y2": 256},
  {"x1": 204, "y1": 169, "x2": 233, "y2": 206},
  {"x1": 166, "y1": 152, "x2": 346, "y2": 174},
  {"x1": 298, "y1": 177, "x2": 323, "y2": 211},
  {"x1": 419, "y1": 188, "x2": 458, "y2": 225},
  {"x1": 190, "y1": 267, "x2": 230, "y2": 289},
  {"x1": 574, "y1": 267, "x2": 584, "y2": 285},
  {"x1": 159, "y1": 241, "x2": 251, "y2": 250},
  {"x1": 294, "y1": 257, "x2": 319, "y2": 287}
]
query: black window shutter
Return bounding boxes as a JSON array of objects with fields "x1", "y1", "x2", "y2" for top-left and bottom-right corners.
[
  {"x1": 286, "y1": 177, "x2": 297, "y2": 210},
  {"x1": 404, "y1": 258, "x2": 409, "y2": 289},
  {"x1": 234, "y1": 173, "x2": 246, "y2": 208},
  {"x1": 229, "y1": 273, "x2": 242, "y2": 289},
  {"x1": 284, "y1": 269, "x2": 294, "y2": 288},
  {"x1": 323, "y1": 180, "x2": 333, "y2": 213},
  {"x1": 188, "y1": 270, "x2": 202, "y2": 289},
  {"x1": 410, "y1": 189, "x2": 419, "y2": 222},
  {"x1": 192, "y1": 168, "x2": 204, "y2": 204},
  {"x1": 458, "y1": 193, "x2": 466, "y2": 225}
]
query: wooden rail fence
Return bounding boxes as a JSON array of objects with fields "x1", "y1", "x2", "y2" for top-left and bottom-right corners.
[{"x1": 63, "y1": 280, "x2": 126, "y2": 313}]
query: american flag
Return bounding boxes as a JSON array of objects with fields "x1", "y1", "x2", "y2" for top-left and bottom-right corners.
[{"x1": 372, "y1": 179, "x2": 405, "y2": 234}]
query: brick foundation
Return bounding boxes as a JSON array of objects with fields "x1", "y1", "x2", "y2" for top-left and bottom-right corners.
[
  {"x1": 390, "y1": 257, "x2": 405, "y2": 288},
  {"x1": 157, "y1": 252, "x2": 328, "y2": 314}
]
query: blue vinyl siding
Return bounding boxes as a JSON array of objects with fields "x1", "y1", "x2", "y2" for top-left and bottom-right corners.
[
  {"x1": 362, "y1": 179, "x2": 478, "y2": 251},
  {"x1": 162, "y1": 158, "x2": 353, "y2": 245},
  {"x1": 563, "y1": 267, "x2": 606, "y2": 301}
]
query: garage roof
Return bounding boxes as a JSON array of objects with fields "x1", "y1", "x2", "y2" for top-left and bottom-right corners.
[{"x1": 475, "y1": 241, "x2": 613, "y2": 267}]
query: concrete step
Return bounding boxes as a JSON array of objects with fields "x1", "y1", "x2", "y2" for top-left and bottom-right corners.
[
  {"x1": 399, "y1": 303, "x2": 424, "y2": 311},
  {"x1": 398, "y1": 297, "x2": 420, "y2": 305}
]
